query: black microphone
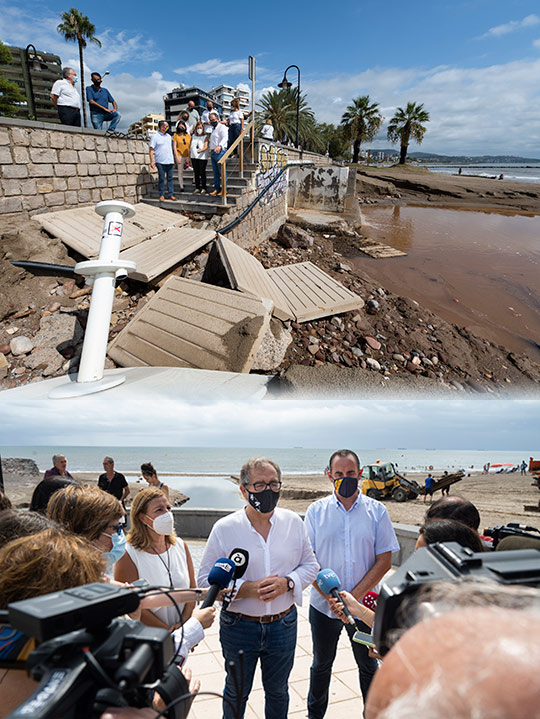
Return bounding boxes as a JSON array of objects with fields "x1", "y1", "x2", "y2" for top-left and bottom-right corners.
[
  {"x1": 201, "y1": 558, "x2": 236, "y2": 608},
  {"x1": 223, "y1": 548, "x2": 249, "y2": 610}
]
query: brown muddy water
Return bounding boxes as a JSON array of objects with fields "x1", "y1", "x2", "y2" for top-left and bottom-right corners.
[{"x1": 354, "y1": 205, "x2": 540, "y2": 358}]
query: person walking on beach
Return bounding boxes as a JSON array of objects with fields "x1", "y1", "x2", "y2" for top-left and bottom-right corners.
[
  {"x1": 149, "y1": 120, "x2": 178, "y2": 202},
  {"x1": 98, "y1": 456, "x2": 130, "y2": 503},
  {"x1": 140, "y1": 462, "x2": 169, "y2": 500},
  {"x1": 520, "y1": 460, "x2": 527, "y2": 475},
  {"x1": 304, "y1": 449, "x2": 398, "y2": 718},
  {"x1": 209, "y1": 112, "x2": 228, "y2": 196},
  {"x1": 43, "y1": 454, "x2": 73, "y2": 480},
  {"x1": 424, "y1": 473, "x2": 434, "y2": 503},
  {"x1": 198, "y1": 456, "x2": 318, "y2": 719},
  {"x1": 190, "y1": 120, "x2": 209, "y2": 194}
]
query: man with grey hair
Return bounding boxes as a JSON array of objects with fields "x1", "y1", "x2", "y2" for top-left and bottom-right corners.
[
  {"x1": 365, "y1": 581, "x2": 540, "y2": 719},
  {"x1": 198, "y1": 457, "x2": 318, "y2": 719},
  {"x1": 98, "y1": 456, "x2": 129, "y2": 502},
  {"x1": 208, "y1": 111, "x2": 228, "y2": 195},
  {"x1": 50, "y1": 67, "x2": 81, "y2": 126},
  {"x1": 43, "y1": 454, "x2": 74, "y2": 480}
]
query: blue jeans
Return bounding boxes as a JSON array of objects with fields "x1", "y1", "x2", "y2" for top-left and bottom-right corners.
[
  {"x1": 156, "y1": 163, "x2": 174, "y2": 198},
  {"x1": 220, "y1": 607, "x2": 297, "y2": 719},
  {"x1": 308, "y1": 605, "x2": 378, "y2": 717},
  {"x1": 211, "y1": 148, "x2": 226, "y2": 191},
  {"x1": 90, "y1": 111, "x2": 121, "y2": 131}
]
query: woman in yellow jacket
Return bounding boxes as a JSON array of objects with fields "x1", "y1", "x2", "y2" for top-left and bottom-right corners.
[{"x1": 172, "y1": 121, "x2": 191, "y2": 192}]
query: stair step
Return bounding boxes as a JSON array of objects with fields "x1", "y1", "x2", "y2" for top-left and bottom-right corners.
[{"x1": 142, "y1": 197, "x2": 232, "y2": 215}]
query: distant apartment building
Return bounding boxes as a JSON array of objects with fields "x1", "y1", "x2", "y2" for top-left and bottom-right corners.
[
  {"x1": 0, "y1": 44, "x2": 62, "y2": 122},
  {"x1": 163, "y1": 86, "x2": 222, "y2": 125},
  {"x1": 209, "y1": 84, "x2": 249, "y2": 118},
  {"x1": 128, "y1": 113, "x2": 164, "y2": 137}
]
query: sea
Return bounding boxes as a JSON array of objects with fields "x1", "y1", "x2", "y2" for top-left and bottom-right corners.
[
  {"x1": 2, "y1": 445, "x2": 536, "y2": 475},
  {"x1": 426, "y1": 163, "x2": 540, "y2": 184}
]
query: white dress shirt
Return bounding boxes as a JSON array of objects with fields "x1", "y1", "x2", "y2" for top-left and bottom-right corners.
[
  {"x1": 51, "y1": 79, "x2": 81, "y2": 108},
  {"x1": 198, "y1": 506, "x2": 318, "y2": 616},
  {"x1": 201, "y1": 108, "x2": 220, "y2": 133},
  {"x1": 173, "y1": 616, "x2": 205, "y2": 664},
  {"x1": 305, "y1": 492, "x2": 399, "y2": 619},
  {"x1": 209, "y1": 122, "x2": 229, "y2": 152}
]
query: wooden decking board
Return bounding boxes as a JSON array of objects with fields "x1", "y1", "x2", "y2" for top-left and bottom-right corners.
[
  {"x1": 35, "y1": 203, "x2": 189, "y2": 259},
  {"x1": 266, "y1": 262, "x2": 364, "y2": 322},
  {"x1": 215, "y1": 235, "x2": 293, "y2": 320},
  {"x1": 107, "y1": 276, "x2": 272, "y2": 373},
  {"x1": 119, "y1": 227, "x2": 215, "y2": 283}
]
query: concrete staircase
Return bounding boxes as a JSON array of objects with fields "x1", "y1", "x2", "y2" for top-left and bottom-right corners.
[{"x1": 143, "y1": 151, "x2": 258, "y2": 217}]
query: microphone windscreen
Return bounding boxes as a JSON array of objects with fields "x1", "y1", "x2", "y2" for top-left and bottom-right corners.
[
  {"x1": 317, "y1": 568, "x2": 341, "y2": 595},
  {"x1": 229, "y1": 548, "x2": 249, "y2": 579},
  {"x1": 208, "y1": 558, "x2": 236, "y2": 588}
]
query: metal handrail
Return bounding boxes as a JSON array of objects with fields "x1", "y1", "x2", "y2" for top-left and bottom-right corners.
[{"x1": 217, "y1": 117, "x2": 255, "y2": 205}]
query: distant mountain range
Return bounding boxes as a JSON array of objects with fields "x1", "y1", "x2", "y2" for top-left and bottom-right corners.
[{"x1": 367, "y1": 149, "x2": 540, "y2": 164}]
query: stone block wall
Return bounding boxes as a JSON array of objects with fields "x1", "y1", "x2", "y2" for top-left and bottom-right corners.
[
  {"x1": 0, "y1": 118, "x2": 154, "y2": 217},
  {"x1": 289, "y1": 165, "x2": 350, "y2": 212},
  {"x1": 222, "y1": 177, "x2": 288, "y2": 248}
]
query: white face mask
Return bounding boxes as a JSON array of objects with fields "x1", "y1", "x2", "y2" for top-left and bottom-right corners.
[
  {"x1": 146, "y1": 511, "x2": 174, "y2": 535},
  {"x1": 196, "y1": 129, "x2": 204, "y2": 135}
]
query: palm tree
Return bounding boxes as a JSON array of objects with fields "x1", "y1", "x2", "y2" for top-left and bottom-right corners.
[
  {"x1": 340, "y1": 96, "x2": 383, "y2": 163},
  {"x1": 387, "y1": 102, "x2": 430, "y2": 164},
  {"x1": 57, "y1": 8, "x2": 101, "y2": 127},
  {"x1": 257, "y1": 87, "x2": 324, "y2": 150}
]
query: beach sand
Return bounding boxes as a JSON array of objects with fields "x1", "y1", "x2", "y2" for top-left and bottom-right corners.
[{"x1": 3, "y1": 468, "x2": 539, "y2": 533}]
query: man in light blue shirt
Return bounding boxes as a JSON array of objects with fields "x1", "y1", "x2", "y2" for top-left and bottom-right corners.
[
  {"x1": 304, "y1": 449, "x2": 399, "y2": 718},
  {"x1": 85, "y1": 73, "x2": 121, "y2": 131},
  {"x1": 149, "y1": 120, "x2": 179, "y2": 201}
]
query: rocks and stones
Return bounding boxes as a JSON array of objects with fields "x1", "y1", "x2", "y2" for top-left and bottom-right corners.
[
  {"x1": 24, "y1": 348, "x2": 64, "y2": 376},
  {"x1": 33, "y1": 313, "x2": 84, "y2": 353},
  {"x1": 0, "y1": 343, "x2": 10, "y2": 355},
  {"x1": 276, "y1": 223, "x2": 314, "y2": 249},
  {"x1": 366, "y1": 358, "x2": 381, "y2": 371},
  {"x1": 365, "y1": 299, "x2": 379, "y2": 314},
  {"x1": 0, "y1": 353, "x2": 8, "y2": 378},
  {"x1": 364, "y1": 336, "x2": 381, "y2": 351},
  {"x1": 0, "y1": 457, "x2": 41, "y2": 479},
  {"x1": 252, "y1": 320, "x2": 293, "y2": 371},
  {"x1": 10, "y1": 336, "x2": 34, "y2": 356}
]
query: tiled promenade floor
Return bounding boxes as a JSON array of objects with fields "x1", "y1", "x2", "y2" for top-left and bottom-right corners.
[{"x1": 186, "y1": 542, "x2": 365, "y2": 719}]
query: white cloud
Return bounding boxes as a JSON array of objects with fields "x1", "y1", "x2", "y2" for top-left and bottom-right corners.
[
  {"x1": 534, "y1": 38, "x2": 540, "y2": 49},
  {"x1": 174, "y1": 58, "x2": 248, "y2": 77},
  {"x1": 482, "y1": 14, "x2": 540, "y2": 38},
  {"x1": 105, "y1": 72, "x2": 178, "y2": 130}
]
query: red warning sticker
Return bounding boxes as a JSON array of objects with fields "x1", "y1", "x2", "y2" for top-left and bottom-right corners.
[{"x1": 108, "y1": 221, "x2": 123, "y2": 236}]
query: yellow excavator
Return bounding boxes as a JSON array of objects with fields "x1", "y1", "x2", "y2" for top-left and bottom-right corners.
[{"x1": 361, "y1": 462, "x2": 464, "y2": 502}]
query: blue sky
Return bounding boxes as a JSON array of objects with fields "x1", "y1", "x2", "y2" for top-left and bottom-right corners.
[
  {"x1": 2, "y1": 0, "x2": 540, "y2": 156},
  {"x1": 1, "y1": 399, "x2": 539, "y2": 449}
]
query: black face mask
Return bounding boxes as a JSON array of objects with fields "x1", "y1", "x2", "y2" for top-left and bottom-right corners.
[
  {"x1": 333, "y1": 475, "x2": 359, "y2": 498},
  {"x1": 211, "y1": 120, "x2": 218, "y2": 127},
  {"x1": 93, "y1": 80, "x2": 102, "y2": 86},
  {"x1": 247, "y1": 488, "x2": 280, "y2": 514}
]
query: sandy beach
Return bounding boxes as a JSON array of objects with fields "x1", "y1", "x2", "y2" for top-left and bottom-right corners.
[{"x1": 3, "y1": 466, "x2": 539, "y2": 533}]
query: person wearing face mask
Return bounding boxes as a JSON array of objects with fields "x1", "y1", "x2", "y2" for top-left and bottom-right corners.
[
  {"x1": 208, "y1": 111, "x2": 229, "y2": 196},
  {"x1": 198, "y1": 457, "x2": 318, "y2": 719},
  {"x1": 172, "y1": 121, "x2": 191, "y2": 192},
  {"x1": 86, "y1": 72, "x2": 121, "y2": 131},
  {"x1": 50, "y1": 67, "x2": 81, "y2": 126},
  {"x1": 304, "y1": 449, "x2": 399, "y2": 719},
  {"x1": 114, "y1": 487, "x2": 196, "y2": 631},
  {"x1": 189, "y1": 120, "x2": 209, "y2": 194}
]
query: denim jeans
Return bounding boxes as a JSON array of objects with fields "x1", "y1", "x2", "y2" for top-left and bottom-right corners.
[
  {"x1": 156, "y1": 163, "x2": 174, "y2": 197},
  {"x1": 211, "y1": 148, "x2": 226, "y2": 191},
  {"x1": 308, "y1": 605, "x2": 378, "y2": 717},
  {"x1": 90, "y1": 111, "x2": 121, "y2": 131},
  {"x1": 219, "y1": 607, "x2": 297, "y2": 719},
  {"x1": 228, "y1": 122, "x2": 242, "y2": 151}
]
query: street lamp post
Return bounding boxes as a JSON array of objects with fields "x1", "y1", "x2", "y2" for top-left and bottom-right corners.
[
  {"x1": 278, "y1": 64, "x2": 301, "y2": 149},
  {"x1": 24, "y1": 44, "x2": 39, "y2": 120}
]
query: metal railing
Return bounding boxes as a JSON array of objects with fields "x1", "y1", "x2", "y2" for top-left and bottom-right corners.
[{"x1": 217, "y1": 117, "x2": 255, "y2": 205}]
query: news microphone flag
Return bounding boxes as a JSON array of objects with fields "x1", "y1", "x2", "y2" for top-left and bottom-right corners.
[
  {"x1": 316, "y1": 569, "x2": 357, "y2": 627},
  {"x1": 201, "y1": 558, "x2": 236, "y2": 608}
]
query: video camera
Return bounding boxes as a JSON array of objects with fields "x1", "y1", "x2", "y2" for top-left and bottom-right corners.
[
  {"x1": 372, "y1": 541, "x2": 540, "y2": 657},
  {"x1": 3, "y1": 582, "x2": 191, "y2": 719},
  {"x1": 483, "y1": 522, "x2": 540, "y2": 549}
]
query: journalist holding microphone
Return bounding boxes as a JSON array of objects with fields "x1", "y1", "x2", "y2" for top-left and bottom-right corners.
[
  {"x1": 304, "y1": 449, "x2": 399, "y2": 718},
  {"x1": 198, "y1": 457, "x2": 318, "y2": 719}
]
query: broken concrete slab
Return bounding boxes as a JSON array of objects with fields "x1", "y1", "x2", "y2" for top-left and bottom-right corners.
[
  {"x1": 357, "y1": 239, "x2": 407, "y2": 259},
  {"x1": 34, "y1": 203, "x2": 189, "y2": 258},
  {"x1": 107, "y1": 276, "x2": 273, "y2": 373},
  {"x1": 252, "y1": 319, "x2": 293, "y2": 371},
  {"x1": 288, "y1": 208, "x2": 349, "y2": 232},
  {"x1": 119, "y1": 227, "x2": 215, "y2": 283},
  {"x1": 212, "y1": 234, "x2": 294, "y2": 321},
  {"x1": 266, "y1": 261, "x2": 364, "y2": 322}
]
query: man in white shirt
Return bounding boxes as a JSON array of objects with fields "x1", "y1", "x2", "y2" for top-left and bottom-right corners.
[
  {"x1": 198, "y1": 456, "x2": 318, "y2": 719},
  {"x1": 50, "y1": 67, "x2": 82, "y2": 127},
  {"x1": 149, "y1": 120, "x2": 179, "y2": 201},
  {"x1": 304, "y1": 449, "x2": 399, "y2": 718},
  {"x1": 208, "y1": 111, "x2": 229, "y2": 196},
  {"x1": 201, "y1": 100, "x2": 218, "y2": 135}
]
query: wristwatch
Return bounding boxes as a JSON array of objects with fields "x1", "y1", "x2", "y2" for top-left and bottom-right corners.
[{"x1": 285, "y1": 576, "x2": 294, "y2": 592}]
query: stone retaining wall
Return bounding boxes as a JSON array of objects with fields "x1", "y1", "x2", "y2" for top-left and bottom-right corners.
[{"x1": 0, "y1": 117, "x2": 154, "y2": 217}]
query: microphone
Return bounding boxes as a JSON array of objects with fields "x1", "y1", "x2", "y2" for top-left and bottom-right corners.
[
  {"x1": 201, "y1": 558, "x2": 236, "y2": 608},
  {"x1": 223, "y1": 548, "x2": 249, "y2": 610},
  {"x1": 316, "y1": 569, "x2": 357, "y2": 627}
]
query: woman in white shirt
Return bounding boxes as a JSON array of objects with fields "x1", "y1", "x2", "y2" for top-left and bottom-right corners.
[
  {"x1": 190, "y1": 120, "x2": 209, "y2": 194},
  {"x1": 114, "y1": 487, "x2": 196, "y2": 630},
  {"x1": 227, "y1": 98, "x2": 244, "y2": 155}
]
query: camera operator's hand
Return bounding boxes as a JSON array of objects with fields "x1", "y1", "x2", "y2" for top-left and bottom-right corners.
[{"x1": 192, "y1": 606, "x2": 216, "y2": 630}]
